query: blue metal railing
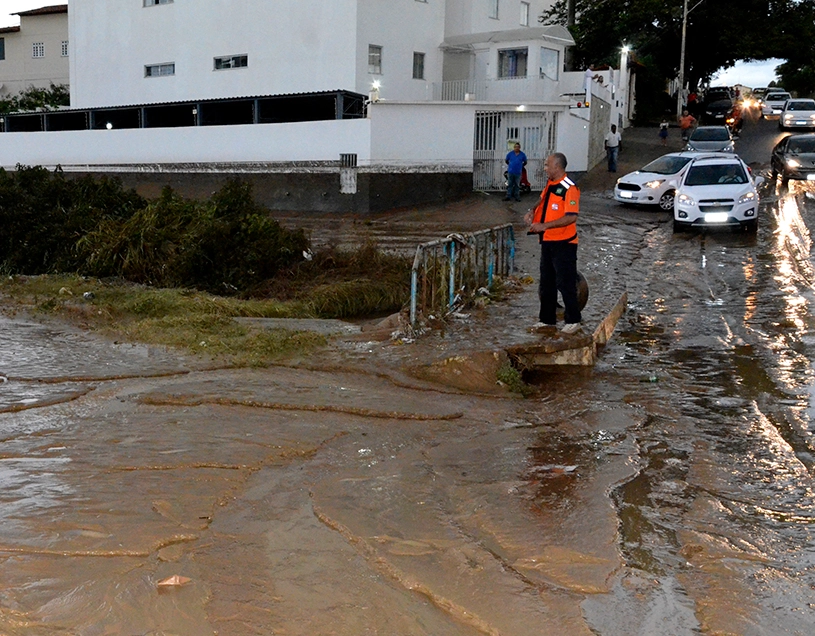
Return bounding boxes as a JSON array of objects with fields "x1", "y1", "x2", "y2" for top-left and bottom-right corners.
[{"x1": 410, "y1": 224, "x2": 515, "y2": 328}]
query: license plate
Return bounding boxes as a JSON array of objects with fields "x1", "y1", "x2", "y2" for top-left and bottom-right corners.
[
  {"x1": 619, "y1": 191, "x2": 633, "y2": 199},
  {"x1": 808, "y1": 174, "x2": 815, "y2": 181},
  {"x1": 795, "y1": 122, "x2": 807, "y2": 125},
  {"x1": 704, "y1": 212, "x2": 729, "y2": 223}
]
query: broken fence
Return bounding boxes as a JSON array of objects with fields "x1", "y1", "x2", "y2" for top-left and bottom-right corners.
[{"x1": 410, "y1": 224, "x2": 515, "y2": 328}]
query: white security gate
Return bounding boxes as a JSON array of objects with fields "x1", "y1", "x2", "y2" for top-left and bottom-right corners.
[{"x1": 473, "y1": 110, "x2": 558, "y2": 192}]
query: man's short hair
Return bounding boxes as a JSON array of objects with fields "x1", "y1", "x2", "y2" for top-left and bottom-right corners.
[{"x1": 550, "y1": 152, "x2": 567, "y2": 170}]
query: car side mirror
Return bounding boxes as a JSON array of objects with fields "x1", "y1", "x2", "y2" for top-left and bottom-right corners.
[
  {"x1": 667, "y1": 179, "x2": 679, "y2": 189},
  {"x1": 754, "y1": 176, "x2": 765, "y2": 187}
]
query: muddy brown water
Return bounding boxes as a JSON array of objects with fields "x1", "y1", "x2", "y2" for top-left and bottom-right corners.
[{"x1": 2, "y1": 122, "x2": 815, "y2": 634}]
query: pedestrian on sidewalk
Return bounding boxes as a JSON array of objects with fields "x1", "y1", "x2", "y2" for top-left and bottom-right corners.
[
  {"x1": 504, "y1": 142, "x2": 527, "y2": 202},
  {"x1": 659, "y1": 118, "x2": 669, "y2": 146},
  {"x1": 604, "y1": 124, "x2": 621, "y2": 172},
  {"x1": 525, "y1": 152, "x2": 582, "y2": 335}
]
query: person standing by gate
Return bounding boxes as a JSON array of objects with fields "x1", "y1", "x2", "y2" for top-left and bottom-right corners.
[
  {"x1": 604, "y1": 124, "x2": 621, "y2": 172},
  {"x1": 504, "y1": 142, "x2": 527, "y2": 202},
  {"x1": 525, "y1": 152, "x2": 582, "y2": 334}
]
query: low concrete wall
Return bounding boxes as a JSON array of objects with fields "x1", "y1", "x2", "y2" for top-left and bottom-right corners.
[{"x1": 66, "y1": 168, "x2": 473, "y2": 214}]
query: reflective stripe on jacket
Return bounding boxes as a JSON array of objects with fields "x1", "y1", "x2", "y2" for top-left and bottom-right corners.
[{"x1": 531, "y1": 176, "x2": 579, "y2": 243}]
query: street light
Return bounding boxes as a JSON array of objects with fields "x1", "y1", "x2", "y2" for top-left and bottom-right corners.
[{"x1": 676, "y1": 0, "x2": 707, "y2": 119}]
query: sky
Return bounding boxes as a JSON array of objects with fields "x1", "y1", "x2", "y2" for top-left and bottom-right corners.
[
  {"x1": 710, "y1": 58, "x2": 784, "y2": 89},
  {"x1": 0, "y1": 1, "x2": 61, "y2": 29}
]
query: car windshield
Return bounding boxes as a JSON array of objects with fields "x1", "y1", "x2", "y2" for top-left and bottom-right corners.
[
  {"x1": 640, "y1": 155, "x2": 693, "y2": 175},
  {"x1": 690, "y1": 128, "x2": 730, "y2": 141},
  {"x1": 685, "y1": 163, "x2": 748, "y2": 186},
  {"x1": 787, "y1": 101, "x2": 815, "y2": 111},
  {"x1": 767, "y1": 93, "x2": 791, "y2": 101},
  {"x1": 788, "y1": 138, "x2": 815, "y2": 153}
]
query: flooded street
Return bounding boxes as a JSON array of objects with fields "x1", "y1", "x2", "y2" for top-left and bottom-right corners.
[{"x1": 3, "y1": 117, "x2": 815, "y2": 634}]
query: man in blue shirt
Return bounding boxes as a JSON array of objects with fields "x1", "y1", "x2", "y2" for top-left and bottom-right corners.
[{"x1": 504, "y1": 142, "x2": 527, "y2": 202}]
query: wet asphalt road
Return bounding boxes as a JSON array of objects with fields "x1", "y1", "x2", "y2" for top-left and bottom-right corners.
[{"x1": 2, "y1": 113, "x2": 815, "y2": 634}]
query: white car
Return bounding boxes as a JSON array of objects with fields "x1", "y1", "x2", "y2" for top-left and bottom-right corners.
[
  {"x1": 672, "y1": 155, "x2": 763, "y2": 233},
  {"x1": 779, "y1": 98, "x2": 815, "y2": 130},
  {"x1": 614, "y1": 152, "x2": 719, "y2": 211},
  {"x1": 761, "y1": 92, "x2": 791, "y2": 118}
]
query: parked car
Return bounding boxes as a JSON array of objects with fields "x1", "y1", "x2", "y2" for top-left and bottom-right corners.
[
  {"x1": 673, "y1": 154, "x2": 763, "y2": 233},
  {"x1": 779, "y1": 98, "x2": 815, "y2": 130},
  {"x1": 686, "y1": 126, "x2": 735, "y2": 152},
  {"x1": 614, "y1": 152, "x2": 718, "y2": 211},
  {"x1": 761, "y1": 92, "x2": 792, "y2": 118},
  {"x1": 770, "y1": 133, "x2": 815, "y2": 184}
]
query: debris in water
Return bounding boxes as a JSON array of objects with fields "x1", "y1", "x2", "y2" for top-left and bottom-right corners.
[{"x1": 157, "y1": 575, "x2": 191, "y2": 588}]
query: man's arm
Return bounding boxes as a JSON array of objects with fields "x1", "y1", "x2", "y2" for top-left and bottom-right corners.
[{"x1": 529, "y1": 213, "x2": 577, "y2": 234}]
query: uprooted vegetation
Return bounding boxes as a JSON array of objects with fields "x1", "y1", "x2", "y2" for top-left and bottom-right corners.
[{"x1": 0, "y1": 167, "x2": 412, "y2": 364}]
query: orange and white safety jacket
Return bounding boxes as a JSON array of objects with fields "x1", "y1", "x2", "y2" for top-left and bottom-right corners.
[{"x1": 531, "y1": 175, "x2": 580, "y2": 244}]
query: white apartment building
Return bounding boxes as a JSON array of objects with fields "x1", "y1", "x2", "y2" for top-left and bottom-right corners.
[
  {"x1": 69, "y1": 0, "x2": 559, "y2": 108},
  {"x1": 0, "y1": 4, "x2": 69, "y2": 97}
]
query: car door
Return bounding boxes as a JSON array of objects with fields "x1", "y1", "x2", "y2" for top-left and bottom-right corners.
[{"x1": 772, "y1": 137, "x2": 788, "y2": 173}]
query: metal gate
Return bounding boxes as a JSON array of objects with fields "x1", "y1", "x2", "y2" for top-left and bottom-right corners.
[{"x1": 473, "y1": 110, "x2": 558, "y2": 192}]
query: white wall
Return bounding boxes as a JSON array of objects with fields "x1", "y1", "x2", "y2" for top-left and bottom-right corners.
[
  {"x1": 368, "y1": 102, "x2": 477, "y2": 169},
  {"x1": 444, "y1": 0, "x2": 556, "y2": 38},
  {"x1": 0, "y1": 119, "x2": 372, "y2": 168},
  {"x1": 356, "y1": 0, "x2": 445, "y2": 102},
  {"x1": 70, "y1": 0, "x2": 360, "y2": 108},
  {"x1": 0, "y1": 13, "x2": 69, "y2": 97}
]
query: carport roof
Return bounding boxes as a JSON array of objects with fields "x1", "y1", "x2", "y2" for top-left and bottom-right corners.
[{"x1": 441, "y1": 25, "x2": 574, "y2": 50}]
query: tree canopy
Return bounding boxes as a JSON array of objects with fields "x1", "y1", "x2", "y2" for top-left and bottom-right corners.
[{"x1": 541, "y1": 0, "x2": 815, "y2": 95}]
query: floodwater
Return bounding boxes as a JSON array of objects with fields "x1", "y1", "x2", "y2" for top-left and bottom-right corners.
[{"x1": 3, "y1": 122, "x2": 815, "y2": 635}]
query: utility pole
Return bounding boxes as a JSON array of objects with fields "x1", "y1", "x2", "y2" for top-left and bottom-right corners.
[{"x1": 676, "y1": 0, "x2": 689, "y2": 119}]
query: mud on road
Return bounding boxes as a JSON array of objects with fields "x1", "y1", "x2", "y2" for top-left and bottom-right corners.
[{"x1": 2, "y1": 122, "x2": 815, "y2": 635}]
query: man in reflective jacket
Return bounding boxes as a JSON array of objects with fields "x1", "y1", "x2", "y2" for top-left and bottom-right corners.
[{"x1": 524, "y1": 152, "x2": 582, "y2": 334}]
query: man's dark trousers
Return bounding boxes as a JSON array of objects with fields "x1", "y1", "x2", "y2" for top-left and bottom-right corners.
[{"x1": 538, "y1": 241, "x2": 581, "y2": 325}]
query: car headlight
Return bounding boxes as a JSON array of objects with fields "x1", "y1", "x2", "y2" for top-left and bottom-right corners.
[
  {"x1": 785, "y1": 114, "x2": 793, "y2": 120},
  {"x1": 787, "y1": 158, "x2": 802, "y2": 168},
  {"x1": 677, "y1": 193, "x2": 696, "y2": 206},
  {"x1": 738, "y1": 191, "x2": 757, "y2": 204},
  {"x1": 644, "y1": 179, "x2": 665, "y2": 189}
]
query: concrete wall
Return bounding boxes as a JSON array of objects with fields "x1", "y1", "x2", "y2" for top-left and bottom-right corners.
[
  {"x1": 356, "y1": 0, "x2": 445, "y2": 102},
  {"x1": 0, "y1": 118, "x2": 372, "y2": 166},
  {"x1": 0, "y1": 13, "x2": 69, "y2": 97},
  {"x1": 444, "y1": 0, "x2": 556, "y2": 38},
  {"x1": 69, "y1": 0, "x2": 360, "y2": 108}
]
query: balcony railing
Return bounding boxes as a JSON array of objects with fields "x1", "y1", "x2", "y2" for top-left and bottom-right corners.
[{"x1": 429, "y1": 71, "x2": 615, "y2": 104}]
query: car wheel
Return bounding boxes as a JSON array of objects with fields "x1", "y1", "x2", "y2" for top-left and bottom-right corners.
[
  {"x1": 743, "y1": 220, "x2": 758, "y2": 233},
  {"x1": 658, "y1": 190, "x2": 675, "y2": 212},
  {"x1": 781, "y1": 174, "x2": 790, "y2": 187},
  {"x1": 672, "y1": 220, "x2": 686, "y2": 233},
  {"x1": 771, "y1": 168, "x2": 778, "y2": 181}
]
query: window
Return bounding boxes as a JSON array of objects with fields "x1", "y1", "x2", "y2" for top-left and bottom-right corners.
[
  {"x1": 488, "y1": 0, "x2": 499, "y2": 19},
  {"x1": 520, "y1": 2, "x2": 530, "y2": 26},
  {"x1": 61, "y1": 41, "x2": 69, "y2": 57},
  {"x1": 368, "y1": 45, "x2": 382, "y2": 74},
  {"x1": 214, "y1": 54, "x2": 248, "y2": 70},
  {"x1": 412, "y1": 52, "x2": 425, "y2": 80},
  {"x1": 145, "y1": 62, "x2": 175, "y2": 77},
  {"x1": 498, "y1": 48, "x2": 527, "y2": 78},
  {"x1": 144, "y1": 0, "x2": 173, "y2": 6},
  {"x1": 32, "y1": 42, "x2": 44, "y2": 58},
  {"x1": 0, "y1": 38, "x2": 4, "y2": 61},
  {"x1": 540, "y1": 47, "x2": 559, "y2": 80}
]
